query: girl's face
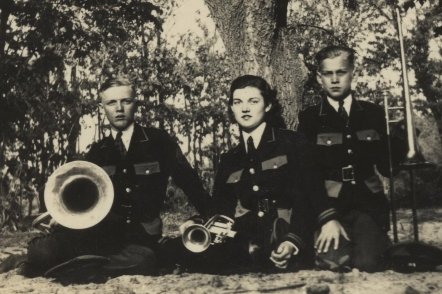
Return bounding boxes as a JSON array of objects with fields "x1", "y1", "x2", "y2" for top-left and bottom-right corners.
[{"x1": 230, "y1": 86, "x2": 271, "y2": 133}]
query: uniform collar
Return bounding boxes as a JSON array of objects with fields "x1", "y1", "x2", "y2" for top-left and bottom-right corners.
[
  {"x1": 101, "y1": 123, "x2": 148, "y2": 150},
  {"x1": 327, "y1": 94, "x2": 352, "y2": 114},
  {"x1": 111, "y1": 123, "x2": 134, "y2": 150},
  {"x1": 319, "y1": 92, "x2": 363, "y2": 116},
  {"x1": 234, "y1": 123, "x2": 276, "y2": 155},
  {"x1": 241, "y1": 122, "x2": 267, "y2": 152}
]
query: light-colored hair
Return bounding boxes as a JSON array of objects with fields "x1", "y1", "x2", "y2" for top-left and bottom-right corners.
[
  {"x1": 99, "y1": 76, "x2": 135, "y2": 94},
  {"x1": 316, "y1": 45, "x2": 356, "y2": 69}
]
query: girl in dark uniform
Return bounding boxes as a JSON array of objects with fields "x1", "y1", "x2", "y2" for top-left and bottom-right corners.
[{"x1": 176, "y1": 75, "x2": 346, "y2": 273}]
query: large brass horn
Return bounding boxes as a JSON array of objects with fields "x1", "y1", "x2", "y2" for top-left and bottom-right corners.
[
  {"x1": 182, "y1": 215, "x2": 236, "y2": 253},
  {"x1": 36, "y1": 161, "x2": 114, "y2": 230}
]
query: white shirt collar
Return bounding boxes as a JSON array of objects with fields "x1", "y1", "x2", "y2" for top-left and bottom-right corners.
[
  {"x1": 327, "y1": 94, "x2": 352, "y2": 115},
  {"x1": 111, "y1": 123, "x2": 134, "y2": 151},
  {"x1": 242, "y1": 122, "x2": 267, "y2": 153}
]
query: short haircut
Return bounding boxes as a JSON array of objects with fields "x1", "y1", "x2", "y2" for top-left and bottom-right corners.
[
  {"x1": 315, "y1": 45, "x2": 356, "y2": 69},
  {"x1": 99, "y1": 76, "x2": 135, "y2": 94},
  {"x1": 229, "y1": 75, "x2": 276, "y2": 106}
]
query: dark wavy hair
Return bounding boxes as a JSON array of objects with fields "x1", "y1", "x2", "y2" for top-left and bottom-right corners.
[{"x1": 228, "y1": 75, "x2": 285, "y2": 128}]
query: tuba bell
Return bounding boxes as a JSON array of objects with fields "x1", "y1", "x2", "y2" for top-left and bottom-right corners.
[
  {"x1": 182, "y1": 215, "x2": 237, "y2": 253},
  {"x1": 33, "y1": 160, "x2": 114, "y2": 230}
]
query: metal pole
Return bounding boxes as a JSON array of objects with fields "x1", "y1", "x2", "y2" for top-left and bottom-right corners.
[
  {"x1": 383, "y1": 94, "x2": 399, "y2": 243},
  {"x1": 395, "y1": 7, "x2": 419, "y2": 163},
  {"x1": 409, "y1": 169, "x2": 419, "y2": 242}
]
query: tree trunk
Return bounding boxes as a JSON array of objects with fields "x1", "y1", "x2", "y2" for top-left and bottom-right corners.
[{"x1": 204, "y1": 0, "x2": 308, "y2": 128}]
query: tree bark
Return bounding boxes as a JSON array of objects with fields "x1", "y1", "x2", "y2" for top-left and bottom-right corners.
[{"x1": 204, "y1": 0, "x2": 308, "y2": 128}]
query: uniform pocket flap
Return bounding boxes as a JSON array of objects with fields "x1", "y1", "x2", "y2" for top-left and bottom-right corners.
[
  {"x1": 324, "y1": 180, "x2": 343, "y2": 198},
  {"x1": 262, "y1": 155, "x2": 288, "y2": 170},
  {"x1": 226, "y1": 169, "x2": 243, "y2": 183},
  {"x1": 134, "y1": 161, "x2": 160, "y2": 175},
  {"x1": 356, "y1": 129, "x2": 380, "y2": 141},
  {"x1": 102, "y1": 165, "x2": 116, "y2": 175},
  {"x1": 317, "y1": 133, "x2": 343, "y2": 146}
]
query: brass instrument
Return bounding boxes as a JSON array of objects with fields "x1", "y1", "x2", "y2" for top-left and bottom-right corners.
[
  {"x1": 182, "y1": 215, "x2": 237, "y2": 253},
  {"x1": 384, "y1": 6, "x2": 434, "y2": 243},
  {"x1": 33, "y1": 161, "x2": 114, "y2": 230}
]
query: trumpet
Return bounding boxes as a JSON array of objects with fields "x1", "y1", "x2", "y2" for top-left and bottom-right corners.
[
  {"x1": 182, "y1": 215, "x2": 237, "y2": 253},
  {"x1": 33, "y1": 161, "x2": 114, "y2": 230}
]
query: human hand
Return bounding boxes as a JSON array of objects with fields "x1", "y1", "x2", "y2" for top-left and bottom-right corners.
[
  {"x1": 315, "y1": 220, "x2": 349, "y2": 253},
  {"x1": 48, "y1": 218, "x2": 59, "y2": 229},
  {"x1": 270, "y1": 241, "x2": 299, "y2": 269},
  {"x1": 179, "y1": 219, "x2": 196, "y2": 235}
]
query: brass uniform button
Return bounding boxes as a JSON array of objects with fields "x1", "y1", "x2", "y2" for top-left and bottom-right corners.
[
  {"x1": 125, "y1": 187, "x2": 132, "y2": 193},
  {"x1": 252, "y1": 185, "x2": 259, "y2": 192},
  {"x1": 249, "y1": 168, "x2": 255, "y2": 175}
]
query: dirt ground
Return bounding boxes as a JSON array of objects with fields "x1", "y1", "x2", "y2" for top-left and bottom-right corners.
[{"x1": 0, "y1": 208, "x2": 441, "y2": 294}]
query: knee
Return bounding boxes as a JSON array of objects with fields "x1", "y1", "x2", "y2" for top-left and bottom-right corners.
[
  {"x1": 315, "y1": 238, "x2": 352, "y2": 272},
  {"x1": 27, "y1": 236, "x2": 60, "y2": 270},
  {"x1": 105, "y1": 244, "x2": 157, "y2": 276}
]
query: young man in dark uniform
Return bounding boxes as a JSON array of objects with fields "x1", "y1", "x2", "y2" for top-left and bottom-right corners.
[
  {"x1": 175, "y1": 75, "x2": 347, "y2": 272},
  {"x1": 298, "y1": 45, "x2": 404, "y2": 272},
  {"x1": 4, "y1": 76, "x2": 212, "y2": 280}
]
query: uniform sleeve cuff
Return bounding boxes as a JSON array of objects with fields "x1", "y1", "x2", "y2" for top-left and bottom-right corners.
[
  {"x1": 280, "y1": 241, "x2": 299, "y2": 255},
  {"x1": 317, "y1": 208, "x2": 338, "y2": 226},
  {"x1": 281, "y1": 232, "x2": 305, "y2": 251},
  {"x1": 188, "y1": 215, "x2": 205, "y2": 224}
]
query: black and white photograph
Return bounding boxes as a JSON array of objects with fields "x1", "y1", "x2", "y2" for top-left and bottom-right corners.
[{"x1": 0, "y1": 0, "x2": 441, "y2": 293}]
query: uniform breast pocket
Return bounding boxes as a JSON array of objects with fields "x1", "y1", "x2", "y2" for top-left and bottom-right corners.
[
  {"x1": 317, "y1": 133, "x2": 343, "y2": 146},
  {"x1": 226, "y1": 169, "x2": 243, "y2": 184},
  {"x1": 356, "y1": 129, "x2": 380, "y2": 142},
  {"x1": 261, "y1": 155, "x2": 288, "y2": 171},
  {"x1": 134, "y1": 161, "x2": 161, "y2": 175}
]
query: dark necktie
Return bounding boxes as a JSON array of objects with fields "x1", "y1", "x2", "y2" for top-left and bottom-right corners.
[
  {"x1": 338, "y1": 100, "x2": 349, "y2": 124},
  {"x1": 115, "y1": 131, "x2": 127, "y2": 159},
  {"x1": 247, "y1": 136, "x2": 256, "y2": 159}
]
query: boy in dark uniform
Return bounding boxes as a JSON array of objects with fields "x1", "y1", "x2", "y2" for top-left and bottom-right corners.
[
  {"x1": 1, "y1": 76, "x2": 212, "y2": 280},
  {"x1": 298, "y1": 45, "x2": 404, "y2": 272}
]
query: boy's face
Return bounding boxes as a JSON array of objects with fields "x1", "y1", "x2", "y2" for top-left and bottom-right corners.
[
  {"x1": 317, "y1": 52, "x2": 354, "y2": 101},
  {"x1": 230, "y1": 86, "x2": 271, "y2": 133},
  {"x1": 100, "y1": 85, "x2": 136, "y2": 131}
]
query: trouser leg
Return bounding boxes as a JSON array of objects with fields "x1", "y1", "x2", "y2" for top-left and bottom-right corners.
[
  {"x1": 350, "y1": 211, "x2": 391, "y2": 272},
  {"x1": 103, "y1": 244, "x2": 157, "y2": 276},
  {"x1": 26, "y1": 230, "x2": 89, "y2": 276}
]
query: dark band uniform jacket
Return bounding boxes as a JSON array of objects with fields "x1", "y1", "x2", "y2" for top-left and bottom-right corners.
[
  {"x1": 212, "y1": 125, "x2": 338, "y2": 253},
  {"x1": 298, "y1": 96, "x2": 404, "y2": 230},
  {"x1": 86, "y1": 123, "x2": 212, "y2": 236},
  {"x1": 25, "y1": 124, "x2": 212, "y2": 277}
]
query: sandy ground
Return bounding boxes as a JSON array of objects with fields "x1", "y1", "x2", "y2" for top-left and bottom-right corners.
[{"x1": 0, "y1": 208, "x2": 441, "y2": 294}]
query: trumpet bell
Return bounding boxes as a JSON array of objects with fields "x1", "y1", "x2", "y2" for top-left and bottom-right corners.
[
  {"x1": 182, "y1": 224, "x2": 211, "y2": 253},
  {"x1": 44, "y1": 161, "x2": 114, "y2": 229}
]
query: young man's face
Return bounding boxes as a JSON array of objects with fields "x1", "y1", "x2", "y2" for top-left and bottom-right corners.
[
  {"x1": 100, "y1": 85, "x2": 136, "y2": 131},
  {"x1": 317, "y1": 52, "x2": 354, "y2": 101},
  {"x1": 230, "y1": 86, "x2": 271, "y2": 133}
]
